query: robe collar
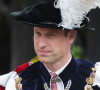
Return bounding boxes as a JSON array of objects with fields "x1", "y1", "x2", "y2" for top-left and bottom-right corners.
[{"x1": 39, "y1": 56, "x2": 77, "y2": 88}]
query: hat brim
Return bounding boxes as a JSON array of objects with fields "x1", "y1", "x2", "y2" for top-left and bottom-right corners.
[{"x1": 18, "y1": 20, "x2": 95, "y2": 31}]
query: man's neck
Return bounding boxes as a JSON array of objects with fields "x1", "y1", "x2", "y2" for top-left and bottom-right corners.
[{"x1": 43, "y1": 54, "x2": 72, "y2": 72}]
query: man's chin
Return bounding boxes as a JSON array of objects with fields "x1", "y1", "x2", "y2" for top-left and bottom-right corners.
[{"x1": 38, "y1": 57, "x2": 50, "y2": 63}]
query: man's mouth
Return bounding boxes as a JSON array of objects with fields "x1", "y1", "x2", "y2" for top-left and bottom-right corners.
[{"x1": 38, "y1": 50, "x2": 51, "y2": 56}]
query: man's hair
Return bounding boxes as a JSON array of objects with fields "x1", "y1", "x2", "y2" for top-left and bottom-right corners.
[{"x1": 64, "y1": 30, "x2": 70, "y2": 36}]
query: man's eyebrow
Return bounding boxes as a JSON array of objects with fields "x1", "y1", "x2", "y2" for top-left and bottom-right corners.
[
  {"x1": 48, "y1": 30, "x2": 59, "y2": 34},
  {"x1": 34, "y1": 29, "x2": 40, "y2": 32}
]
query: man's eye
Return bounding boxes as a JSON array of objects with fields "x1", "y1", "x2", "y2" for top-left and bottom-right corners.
[
  {"x1": 48, "y1": 33, "x2": 55, "y2": 36},
  {"x1": 36, "y1": 32, "x2": 41, "y2": 35}
]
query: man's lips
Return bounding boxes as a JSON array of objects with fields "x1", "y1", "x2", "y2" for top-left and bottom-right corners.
[{"x1": 37, "y1": 50, "x2": 51, "y2": 55}]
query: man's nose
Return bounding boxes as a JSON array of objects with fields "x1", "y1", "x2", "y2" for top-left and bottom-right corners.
[{"x1": 38, "y1": 37, "x2": 47, "y2": 48}]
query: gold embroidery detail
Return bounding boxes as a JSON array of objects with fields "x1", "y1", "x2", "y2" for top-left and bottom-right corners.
[
  {"x1": 86, "y1": 67, "x2": 96, "y2": 85},
  {"x1": 84, "y1": 67, "x2": 97, "y2": 90},
  {"x1": 15, "y1": 77, "x2": 22, "y2": 90}
]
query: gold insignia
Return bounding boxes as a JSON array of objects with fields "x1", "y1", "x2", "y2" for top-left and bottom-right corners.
[
  {"x1": 51, "y1": 78, "x2": 61, "y2": 83},
  {"x1": 15, "y1": 77, "x2": 22, "y2": 90},
  {"x1": 84, "y1": 67, "x2": 97, "y2": 90},
  {"x1": 86, "y1": 75, "x2": 95, "y2": 85}
]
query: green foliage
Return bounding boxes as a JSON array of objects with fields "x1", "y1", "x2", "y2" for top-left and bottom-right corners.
[{"x1": 71, "y1": 45, "x2": 84, "y2": 59}]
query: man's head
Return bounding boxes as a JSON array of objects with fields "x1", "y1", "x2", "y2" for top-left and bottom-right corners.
[{"x1": 34, "y1": 27, "x2": 75, "y2": 66}]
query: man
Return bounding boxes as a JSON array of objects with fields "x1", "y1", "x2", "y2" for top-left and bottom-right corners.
[
  {"x1": 0, "y1": 0, "x2": 100, "y2": 90},
  {"x1": 34, "y1": 27, "x2": 75, "y2": 72}
]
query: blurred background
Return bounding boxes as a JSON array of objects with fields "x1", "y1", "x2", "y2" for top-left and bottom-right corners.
[{"x1": 0, "y1": 0, "x2": 100, "y2": 75}]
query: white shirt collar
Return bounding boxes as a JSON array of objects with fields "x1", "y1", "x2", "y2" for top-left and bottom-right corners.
[{"x1": 45, "y1": 55, "x2": 72, "y2": 76}]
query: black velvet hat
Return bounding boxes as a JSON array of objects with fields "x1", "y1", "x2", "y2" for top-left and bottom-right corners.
[{"x1": 10, "y1": 0, "x2": 100, "y2": 30}]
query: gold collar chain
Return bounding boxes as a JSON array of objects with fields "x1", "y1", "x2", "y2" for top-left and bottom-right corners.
[
  {"x1": 15, "y1": 77, "x2": 22, "y2": 90},
  {"x1": 44, "y1": 79, "x2": 72, "y2": 90},
  {"x1": 84, "y1": 67, "x2": 97, "y2": 90}
]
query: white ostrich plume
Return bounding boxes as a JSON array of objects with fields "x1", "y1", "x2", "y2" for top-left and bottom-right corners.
[{"x1": 54, "y1": 0, "x2": 100, "y2": 29}]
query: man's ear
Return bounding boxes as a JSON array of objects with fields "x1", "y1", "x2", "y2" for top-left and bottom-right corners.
[{"x1": 68, "y1": 30, "x2": 75, "y2": 44}]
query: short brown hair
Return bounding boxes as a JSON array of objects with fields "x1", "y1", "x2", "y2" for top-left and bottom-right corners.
[{"x1": 64, "y1": 30, "x2": 70, "y2": 36}]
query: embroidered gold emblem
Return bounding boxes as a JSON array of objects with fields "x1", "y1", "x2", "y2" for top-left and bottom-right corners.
[
  {"x1": 84, "y1": 67, "x2": 97, "y2": 90},
  {"x1": 15, "y1": 77, "x2": 22, "y2": 90}
]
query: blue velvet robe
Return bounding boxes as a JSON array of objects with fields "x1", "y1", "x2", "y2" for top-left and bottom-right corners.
[{"x1": 18, "y1": 57, "x2": 100, "y2": 90}]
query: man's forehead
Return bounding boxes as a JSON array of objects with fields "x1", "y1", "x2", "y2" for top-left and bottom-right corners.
[{"x1": 34, "y1": 27, "x2": 64, "y2": 33}]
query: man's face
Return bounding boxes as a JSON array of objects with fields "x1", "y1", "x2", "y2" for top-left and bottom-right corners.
[{"x1": 34, "y1": 27, "x2": 75, "y2": 65}]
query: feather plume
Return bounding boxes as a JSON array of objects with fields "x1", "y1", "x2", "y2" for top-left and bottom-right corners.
[{"x1": 54, "y1": 0, "x2": 100, "y2": 29}]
